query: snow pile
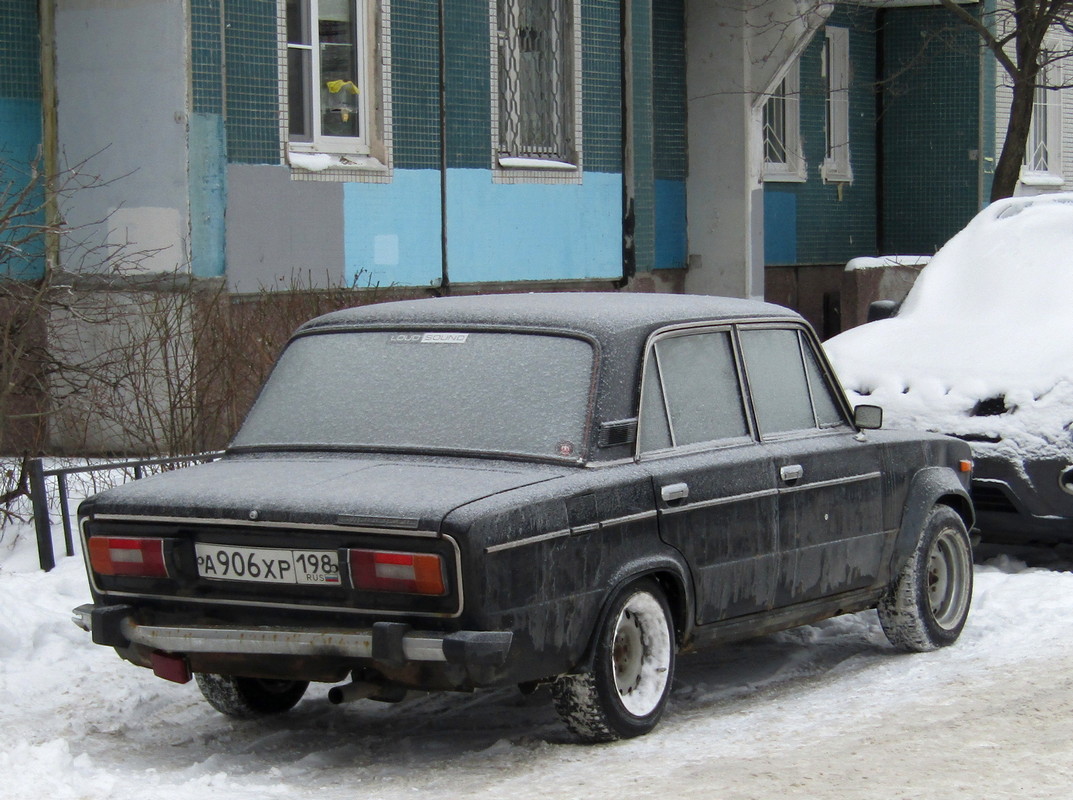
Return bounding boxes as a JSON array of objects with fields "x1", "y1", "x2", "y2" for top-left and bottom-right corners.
[{"x1": 826, "y1": 193, "x2": 1073, "y2": 460}]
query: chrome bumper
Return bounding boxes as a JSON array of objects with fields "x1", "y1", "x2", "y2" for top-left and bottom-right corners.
[{"x1": 73, "y1": 603, "x2": 512, "y2": 667}]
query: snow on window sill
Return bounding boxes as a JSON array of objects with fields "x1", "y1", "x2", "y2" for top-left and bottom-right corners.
[
  {"x1": 497, "y1": 156, "x2": 578, "y2": 171},
  {"x1": 1019, "y1": 170, "x2": 1065, "y2": 188},
  {"x1": 845, "y1": 255, "x2": 931, "y2": 272},
  {"x1": 288, "y1": 151, "x2": 388, "y2": 173}
]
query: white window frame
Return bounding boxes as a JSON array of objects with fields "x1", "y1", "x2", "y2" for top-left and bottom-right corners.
[
  {"x1": 1022, "y1": 45, "x2": 1064, "y2": 184},
  {"x1": 281, "y1": 0, "x2": 391, "y2": 174},
  {"x1": 820, "y1": 26, "x2": 853, "y2": 184},
  {"x1": 490, "y1": 0, "x2": 583, "y2": 182},
  {"x1": 763, "y1": 61, "x2": 806, "y2": 182}
]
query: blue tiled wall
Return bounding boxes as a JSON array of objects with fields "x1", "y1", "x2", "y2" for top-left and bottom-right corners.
[
  {"x1": 0, "y1": 0, "x2": 44, "y2": 278},
  {"x1": 764, "y1": 3, "x2": 991, "y2": 268},
  {"x1": 651, "y1": 0, "x2": 685, "y2": 269},
  {"x1": 766, "y1": 6, "x2": 878, "y2": 267},
  {"x1": 880, "y1": 6, "x2": 985, "y2": 253}
]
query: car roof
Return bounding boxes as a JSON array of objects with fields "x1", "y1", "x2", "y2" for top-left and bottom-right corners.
[{"x1": 298, "y1": 292, "x2": 797, "y2": 341}]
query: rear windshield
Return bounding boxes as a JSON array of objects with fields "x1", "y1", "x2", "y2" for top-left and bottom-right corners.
[{"x1": 231, "y1": 330, "x2": 595, "y2": 460}]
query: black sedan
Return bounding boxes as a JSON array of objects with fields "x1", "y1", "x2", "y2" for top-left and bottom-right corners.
[{"x1": 74, "y1": 292, "x2": 975, "y2": 742}]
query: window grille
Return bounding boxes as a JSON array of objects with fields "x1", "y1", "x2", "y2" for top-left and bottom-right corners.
[
  {"x1": 497, "y1": 0, "x2": 574, "y2": 162},
  {"x1": 1028, "y1": 81, "x2": 1050, "y2": 171},
  {"x1": 762, "y1": 62, "x2": 804, "y2": 182},
  {"x1": 1025, "y1": 51, "x2": 1060, "y2": 175},
  {"x1": 764, "y1": 81, "x2": 788, "y2": 165}
]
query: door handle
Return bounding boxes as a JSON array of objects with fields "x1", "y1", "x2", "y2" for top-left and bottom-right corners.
[
  {"x1": 661, "y1": 482, "x2": 690, "y2": 503},
  {"x1": 780, "y1": 464, "x2": 804, "y2": 483}
]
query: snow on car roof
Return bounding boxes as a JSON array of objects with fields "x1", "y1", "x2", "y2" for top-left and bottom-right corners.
[
  {"x1": 298, "y1": 292, "x2": 796, "y2": 341},
  {"x1": 826, "y1": 192, "x2": 1073, "y2": 457}
]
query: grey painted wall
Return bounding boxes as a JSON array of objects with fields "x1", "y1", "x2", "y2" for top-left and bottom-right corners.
[
  {"x1": 226, "y1": 165, "x2": 345, "y2": 293},
  {"x1": 56, "y1": 0, "x2": 191, "y2": 273}
]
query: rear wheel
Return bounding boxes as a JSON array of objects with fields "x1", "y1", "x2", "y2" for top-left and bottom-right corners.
[
  {"x1": 195, "y1": 673, "x2": 309, "y2": 717},
  {"x1": 552, "y1": 579, "x2": 675, "y2": 743},
  {"x1": 878, "y1": 505, "x2": 973, "y2": 651}
]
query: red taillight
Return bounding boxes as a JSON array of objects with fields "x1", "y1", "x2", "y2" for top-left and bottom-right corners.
[
  {"x1": 88, "y1": 537, "x2": 169, "y2": 578},
  {"x1": 348, "y1": 549, "x2": 446, "y2": 596}
]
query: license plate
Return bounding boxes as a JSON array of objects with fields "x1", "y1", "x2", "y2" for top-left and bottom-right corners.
[{"x1": 195, "y1": 543, "x2": 341, "y2": 585}]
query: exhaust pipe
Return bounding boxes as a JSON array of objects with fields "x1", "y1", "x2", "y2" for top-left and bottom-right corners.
[{"x1": 327, "y1": 680, "x2": 381, "y2": 705}]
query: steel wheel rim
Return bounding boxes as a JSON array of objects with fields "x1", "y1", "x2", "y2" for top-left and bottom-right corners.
[
  {"x1": 928, "y1": 528, "x2": 970, "y2": 630},
  {"x1": 611, "y1": 592, "x2": 671, "y2": 717}
]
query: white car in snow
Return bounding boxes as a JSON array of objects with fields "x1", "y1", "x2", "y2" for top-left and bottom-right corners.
[{"x1": 826, "y1": 192, "x2": 1073, "y2": 544}]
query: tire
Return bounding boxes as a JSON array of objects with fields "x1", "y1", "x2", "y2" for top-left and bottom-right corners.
[
  {"x1": 195, "y1": 673, "x2": 309, "y2": 717},
  {"x1": 552, "y1": 579, "x2": 675, "y2": 743},
  {"x1": 878, "y1": 504, "x2": 973, "y2": 652}
]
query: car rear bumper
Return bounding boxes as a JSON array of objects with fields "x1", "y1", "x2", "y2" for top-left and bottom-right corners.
[{"x1": 73, "y1": 603, "x2": 513, "y2": 671}]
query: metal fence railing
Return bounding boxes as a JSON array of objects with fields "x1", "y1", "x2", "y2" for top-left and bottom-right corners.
[{"x1": 28, "y1": 453, "x2": 222, "y2": 571}]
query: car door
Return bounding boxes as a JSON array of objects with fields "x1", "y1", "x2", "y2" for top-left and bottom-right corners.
[
  {"x1": 737, "y1": 325, "x2": 887, "y2": 607},
  {"x1": 639, "y1": 328, "x2": 780, "y2": 624}
]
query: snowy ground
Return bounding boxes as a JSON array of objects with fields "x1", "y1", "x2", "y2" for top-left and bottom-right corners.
[{"x1": 3, "y1": 519, "x2": 1073, "y2": 800}]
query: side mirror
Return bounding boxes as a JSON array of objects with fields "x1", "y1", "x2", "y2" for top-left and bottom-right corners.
[
  {"x1": 867, "y1": 300, "x2": 899, "y2": 322},
  {"x1": 854, "y1": 404, "x2": 883, "y2": 430}
]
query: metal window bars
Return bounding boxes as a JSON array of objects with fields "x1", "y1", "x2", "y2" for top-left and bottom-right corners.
[
  {"x1": 763, "y1": 80, "x2": 788, "y2": 165},
  {"x1": 497, "y1": 0, "x2": 572, "y2": 161}
]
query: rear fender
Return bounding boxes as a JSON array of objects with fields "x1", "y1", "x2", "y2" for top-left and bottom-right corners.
[
  {"x1": 891, "y1": 466, "x2": 974, "y2": 577},
  {"x1": 570, "y1": 554, "x2": 694, "y2": 675}
]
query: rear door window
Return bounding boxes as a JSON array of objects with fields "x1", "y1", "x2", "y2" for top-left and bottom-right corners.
[{"x1": 639, "y1": 330, "x2": 749, "y2": 452}]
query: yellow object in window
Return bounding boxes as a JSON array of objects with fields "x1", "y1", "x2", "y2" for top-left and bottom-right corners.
[{"x1": 326, "y1": 80, "x2": 359, "y2": 95}]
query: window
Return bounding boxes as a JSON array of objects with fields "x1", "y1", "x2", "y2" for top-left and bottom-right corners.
[
  {"x1": 286, "y1": 0, "x2": 387, "y2": 164},
  {"x1": 639, "y1": 332, "x2": 749, "y2": 452},
  {"x1": 1024, "y1": 49, "x2": 1063, "y2": 180},
  {"x1": 739, "y1": 328, "x2": 846, "y2": 437},
  {"x1": 820, "y1": 26, "x2": 852, "y2": 183},
  {"x1": 802, "y1": 341, "x2": 845, "y2": 428},
  {"x1": 493, "y1": 0, "x2": 580, "y2": 171},
  {"x1": 763, "y1": 62, "x2": 805, "y2": 182},
  {"x1": 233, "y1": 331, "x2": 594, "y2": 459}
]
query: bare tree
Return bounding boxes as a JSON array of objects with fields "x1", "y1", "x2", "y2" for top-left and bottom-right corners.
[
  {"x1": 0, "y1": 153, "x2": 168, "y2": 517},
  {"x1": 61, "y1": 273, "x2": 387, "y2": 457},
  {"x1": 937, "y1": 0, "x2": 1073, "y2": 200}
]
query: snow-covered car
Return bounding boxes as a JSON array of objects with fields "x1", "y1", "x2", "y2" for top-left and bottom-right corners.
[
  {"x1": 73, "y1": 293, "x2": 975, "y2": 742},
  {"x1": 827, "y1": 193, "x2": 1073, "y2": 545}
]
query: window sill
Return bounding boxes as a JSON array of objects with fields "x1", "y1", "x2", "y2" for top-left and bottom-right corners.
[
  {"x1": 763, "y1": 167, "x2": 807, "y2": 184},
  {"x1": 820, "y1": 168, "x2": 853, "y2": 184},
  {"x1": 288, "y1": 151, "x2": 389, "y2": 173},
  {"x1": 1019, "y1": 170, "x2": 1065, "y2": 188},
  {"x1": 497, "y1": 156, "x2": 578, "y2": 171}
]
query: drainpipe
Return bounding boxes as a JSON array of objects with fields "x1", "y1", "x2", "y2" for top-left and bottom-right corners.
[
  {"x1": 39, "y1": 0, "x2": 61, "y2": 273},
  {"x1": 437, "y1": 0, "x2": 451, "y2": 294},
  {"x1": 874, "y1": 8, "x2": 885, "y2": 254},
  {"x1": 618, "y1": 0, "x2": 636, "y2": 287}
]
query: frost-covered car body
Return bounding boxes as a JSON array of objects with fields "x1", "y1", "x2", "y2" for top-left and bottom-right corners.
[
  {"x1": 827, "y1": 193, "x2": 1073, "y2": 544},
  {"x1": 74, "y1": 293, "x2": 974, "y2": 741}
]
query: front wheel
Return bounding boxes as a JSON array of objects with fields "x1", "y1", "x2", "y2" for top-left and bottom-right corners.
[
  {"x1": 552, "y1": 579, "x2": 675, "y2": 743},
  {"x1": 878, "y1": 504, "x2": 973, "y2": 651},
  {"x1": 195, "y1": 673, "x2": 309, "y2": 717}
]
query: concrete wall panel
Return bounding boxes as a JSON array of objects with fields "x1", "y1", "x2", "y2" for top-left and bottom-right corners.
[{"x1": 56, "y1": 0, "x2": 191, "y2": 271}]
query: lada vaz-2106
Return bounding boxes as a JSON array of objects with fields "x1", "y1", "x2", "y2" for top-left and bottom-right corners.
[{"x1": 74, "y1": 293, "x2": 974, "y2": 742}]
